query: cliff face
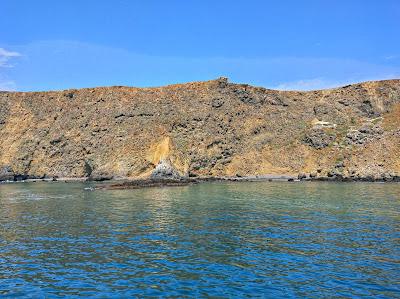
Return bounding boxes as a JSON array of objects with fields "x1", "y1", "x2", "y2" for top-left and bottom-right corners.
[{"x1": 0, "y1": 78, "x2": 399, "y2": 181}]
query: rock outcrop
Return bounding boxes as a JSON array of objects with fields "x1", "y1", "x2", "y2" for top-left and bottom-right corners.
[
  {"x1": 0, "y1": 166, "x2": 14, "y2": 181},
  {"x1": 150, "y1": 160, "x2": 184, "y2": 180},
  {"x1": 0, "y1": 77, "x2": 399, "y2": 181}
]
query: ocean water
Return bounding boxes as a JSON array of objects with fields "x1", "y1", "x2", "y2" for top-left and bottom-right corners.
[{"x1": 0, "y1": 181, "x2": 399, "y2": 298}]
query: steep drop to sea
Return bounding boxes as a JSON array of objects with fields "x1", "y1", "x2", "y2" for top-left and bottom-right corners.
[{"x1": 0, "y1": 77, "x2": 399, "y2": 182}]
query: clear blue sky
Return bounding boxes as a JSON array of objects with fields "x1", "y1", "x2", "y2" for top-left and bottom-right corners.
[{"x1": 1, "y1": 0, "x2": 399, "y2": 91}]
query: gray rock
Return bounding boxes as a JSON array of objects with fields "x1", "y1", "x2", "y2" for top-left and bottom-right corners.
[
  {"x1": 358, "y1": 99, "x2": 380, "y2": 117},
  {"x1": 64, "y1": 92, "x2": 74, "y2": 99},
  {"x1": 234, "y1": 89, "x2": 257, "y2": 105},
  {"x1": 151, "y1": 160, "x2": 183, "y2": 180},
  {"x1": 265, "y1": 95, "x2": 289, "y2": 106},
  {"x1": 211, "y1": 98, "x2": 224, "y2": 108},
  {"x1": 303, "y1": 129, "x2": 336, "y2": 149},
  {"x1": 346, "y1": 130, "x2": 366, "y2": 145},
  {"x1": 327, "y1": 169, "x2": 343, "y2": 179},
  {"x1": 345, "y1": 124, "x2": 383, "y2": 145},
  {"x1": 313, "y1": 105, "x2": 330, "y2": 116},
  {"x1": 217, "y1": 77, "x2": 229, "y2": 88},
  {"x1": 0, "y1": 165, "x2": 14, "y2": 181},
  {"x1": 335, "y1": 161, "x2": 344, "y2": 168},
  {"x1": 88, "y1": 173, "x2": 113, "y2": 181},
  {"x1": 381, "y1": 172, "x2": 392, "y2": 181},
  {"x1": 338, "y1": 99, "x2": 350, "y2": 106}
]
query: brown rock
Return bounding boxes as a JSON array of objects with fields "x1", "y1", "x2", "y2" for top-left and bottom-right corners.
[{"x1": 0, "y1": 78, "x2": 399, "y2": 181}]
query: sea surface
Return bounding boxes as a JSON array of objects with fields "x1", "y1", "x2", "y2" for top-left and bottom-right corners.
[{"x1": 0, "y1": 181, "x2": 399, "y2": 298}]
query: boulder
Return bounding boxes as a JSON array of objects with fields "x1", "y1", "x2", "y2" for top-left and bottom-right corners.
[
  {"x1": 309, "y1": 172, "x2": 317, "y2": 178},
  {"x1": 298, "y1": 173, "x2": 307, "y2": 180},
  {"x1": 211, "y1": 98, "x2": 224, "y2": 108},
  {"x1": 327, "y1": 169, "x2": 344, "y2": 180}
]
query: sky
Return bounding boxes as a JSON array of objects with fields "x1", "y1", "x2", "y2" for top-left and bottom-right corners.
[{"x1": 0, "y1": 0, "x2": 399, "y2": 91}]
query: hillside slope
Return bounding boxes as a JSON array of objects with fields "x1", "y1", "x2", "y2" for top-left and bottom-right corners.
[{"x1": 1, "y1": 78, "x2": 399, "y2": 181}]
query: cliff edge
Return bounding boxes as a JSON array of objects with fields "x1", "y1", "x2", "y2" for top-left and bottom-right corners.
[{"x1": 1, "y1": 77, "x2": 399, "y2": 181}]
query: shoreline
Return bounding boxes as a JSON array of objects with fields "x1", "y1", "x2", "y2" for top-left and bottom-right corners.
[{"x1": 1, "y1": 174, "x2": 399, "y2": 189}]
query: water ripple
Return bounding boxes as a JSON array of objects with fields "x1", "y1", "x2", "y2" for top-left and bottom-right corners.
[{"x1": 0, "y1": 181, "x2": 399, "y2": 298}]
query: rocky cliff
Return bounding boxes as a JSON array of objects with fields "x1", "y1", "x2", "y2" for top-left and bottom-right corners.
[{"x1": 1, "y1": 77, "x2": 399, "y2": 181}]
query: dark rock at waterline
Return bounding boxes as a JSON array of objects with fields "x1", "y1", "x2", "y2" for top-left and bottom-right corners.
[
  {"x1": 87, "y1": 175, "x2": 114, "y2": 182},
  {"x1": 98, "y1": 178, "x2": 197, "y2": 190},
  {"x1": 0, "y1": 166, "x2": 49, "y2": 182},
  {"x1": 310, "y1": 173, "x2": 400, "y2": 182},
  {"x1": 298, "y1": 173, "x2": 308, "y2": 180},
  {"x1": 0, "y1": 165, "x2": 14, "y2": 181},
  {"x1": 86, "y1": 169, "x2": 114, "y2": 181},
  {"x1": 13, "y1": 174, "x2": 29, "y2": 181}
]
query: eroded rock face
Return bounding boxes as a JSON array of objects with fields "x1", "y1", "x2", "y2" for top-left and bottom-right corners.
[{"x1": 0, "y1": 78, "x2": 399, "y2": 181}]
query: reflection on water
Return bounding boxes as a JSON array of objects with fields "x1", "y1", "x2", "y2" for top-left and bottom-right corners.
[{"x1": 0, "y1": 181, "x2": 399, "y2": 297}]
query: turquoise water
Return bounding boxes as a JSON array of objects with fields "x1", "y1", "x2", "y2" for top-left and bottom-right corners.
[{"x1": 0, "y1": 181, "x2": 399, "y2": 298}]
